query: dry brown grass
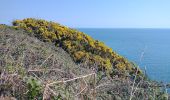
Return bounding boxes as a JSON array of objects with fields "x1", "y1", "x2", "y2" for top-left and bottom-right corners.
[{"x1": 0, "y1": 25, "x2": 169, "y2": 100}]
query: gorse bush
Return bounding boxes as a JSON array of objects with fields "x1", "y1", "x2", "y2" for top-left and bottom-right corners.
[{"x1": 13, "y1": 18, "x2": 140, "y2": 75}]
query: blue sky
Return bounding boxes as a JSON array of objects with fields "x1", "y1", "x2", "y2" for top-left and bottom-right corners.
[{"x1": 1, "y1": 0, "x2": 170, "y2": 28}]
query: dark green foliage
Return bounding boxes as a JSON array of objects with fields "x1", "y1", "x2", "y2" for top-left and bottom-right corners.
[{"x1": 26, "y1": 77, "x2": 42, "y2": 99}]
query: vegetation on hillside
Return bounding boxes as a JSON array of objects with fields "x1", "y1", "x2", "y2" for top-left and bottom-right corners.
[
  {"x1": 12, "y1": 18, "x2": 141, "y2": 76},
  {"x1": 0, "y1": 25, "x2": 168, "y2": 99},
  {"x1": 0, "y1": 26, "x2": 93, "y2": 99}
]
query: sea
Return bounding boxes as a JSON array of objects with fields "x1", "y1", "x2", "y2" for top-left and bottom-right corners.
[{"x1": 78, "y1": 28, "x2": 170, "y2": 84}]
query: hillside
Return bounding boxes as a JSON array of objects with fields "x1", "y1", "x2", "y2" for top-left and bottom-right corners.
[
  {"x1": 12, "y1": 18, "x2": 141, "y2": 77},
  {"x1": 0, "y1": 21, "x2": 168, "y2": 99},
  {"x1": 0, "y1": 25, "x2": 95, "y2": 99}
]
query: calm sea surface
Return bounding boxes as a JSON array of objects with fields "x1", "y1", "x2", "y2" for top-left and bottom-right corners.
[{"x1": 78, "y1": 28, "x2": 170, "y2": 83}]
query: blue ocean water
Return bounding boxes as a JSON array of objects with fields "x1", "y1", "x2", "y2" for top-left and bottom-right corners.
[{"x1": 78, "y1": 28, "x2": 170, "y2": 83}]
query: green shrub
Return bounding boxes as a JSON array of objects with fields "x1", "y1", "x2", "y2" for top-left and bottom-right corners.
[{"x1": 26, "y1": 77, "x2": 42, "y2": 99}]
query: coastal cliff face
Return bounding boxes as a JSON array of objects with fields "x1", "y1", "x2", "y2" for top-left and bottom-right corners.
[{"x1": 0, "y1": 21, "x2": 167, "y2": 100}]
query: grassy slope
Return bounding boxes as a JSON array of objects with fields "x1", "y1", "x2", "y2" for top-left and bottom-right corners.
[
  {"x1": 0, "y1": 24, "x2": 168, "y2": 99},
  {"x1": 0, "y1": 25, "x2": 92, "y2": 99}
]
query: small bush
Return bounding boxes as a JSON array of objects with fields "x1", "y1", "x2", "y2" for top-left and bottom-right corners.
[{"x1": 25, "y1": 77, "x2": 42, "y2": 99}]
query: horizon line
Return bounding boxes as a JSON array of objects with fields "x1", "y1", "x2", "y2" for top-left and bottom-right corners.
[{"x1": 75, "y1": 27, "x2": 170, "y2": 29}]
